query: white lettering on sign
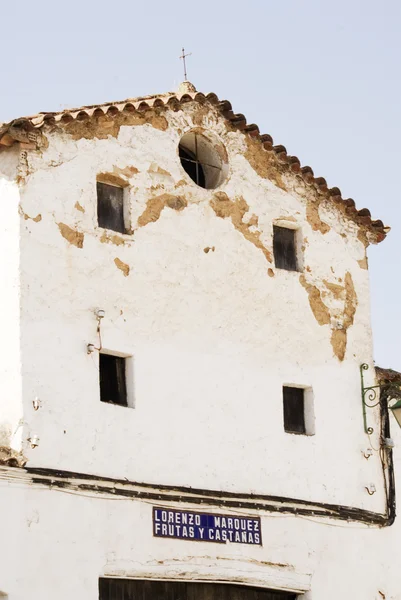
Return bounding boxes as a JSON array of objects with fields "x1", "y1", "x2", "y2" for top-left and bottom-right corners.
[{"x1": 153, "y1": 508, "x2": 262, "y2": 546}]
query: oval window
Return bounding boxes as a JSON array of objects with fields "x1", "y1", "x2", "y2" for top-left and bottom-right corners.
[{"x1": 178, "y1": 131, "x2": 228, "y2": 189}]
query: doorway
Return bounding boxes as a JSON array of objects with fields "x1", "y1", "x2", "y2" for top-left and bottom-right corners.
[{"x1": 99, "y1": 579, "x2": 297, "y2": 600}]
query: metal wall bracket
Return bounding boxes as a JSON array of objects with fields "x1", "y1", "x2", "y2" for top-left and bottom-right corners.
[
  {"x1": 360, "y1": 363, "x2": 381, "y2": 435},
  {"x1": 361, "y1": 363, "x2": 401, "y2": 437}
]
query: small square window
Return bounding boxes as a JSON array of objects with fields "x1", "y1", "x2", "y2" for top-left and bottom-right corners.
[
  {"x1": 99, "y1": 353, "x2": 127, "y2": 407},
  {"x1": 283, "y1": 386, "x2": 306, "y2": 434},
  {"x1": 97, "y1": 182, "x2": 126, "y2": 234},
  {"x1": 273, "y1": 226, "x2": 297, "y2": 271}
]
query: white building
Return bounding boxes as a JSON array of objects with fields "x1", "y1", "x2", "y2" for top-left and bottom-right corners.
[{"x1": 0, "y1": 80, "x2": 400, "y2": 600}]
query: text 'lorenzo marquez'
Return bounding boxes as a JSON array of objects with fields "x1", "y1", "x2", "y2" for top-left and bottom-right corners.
[{"x1": 153, "y1": 507, "x2": 262, "y2": 545}]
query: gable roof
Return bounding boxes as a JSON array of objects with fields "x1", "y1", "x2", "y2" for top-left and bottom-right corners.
[{"x1": 0, "y1": 81, "x2": 389, "y2": 242}]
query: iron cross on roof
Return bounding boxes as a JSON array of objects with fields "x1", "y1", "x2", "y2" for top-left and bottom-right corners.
[{"x1": 179, "y1": 47, "x2": 192, "y2": 81}]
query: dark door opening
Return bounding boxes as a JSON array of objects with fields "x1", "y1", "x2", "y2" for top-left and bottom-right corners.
[{"x1": 99, "y1": 579, "x2": 297, "y2": 600}]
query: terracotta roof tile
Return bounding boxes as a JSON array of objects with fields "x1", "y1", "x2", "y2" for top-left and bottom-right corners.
[
  {"x1": 0, "y1": 85, "x2": 389, "y2": 242},
  {"x1": 376, "y1": 367, "x2": 401, "y2": 384}
]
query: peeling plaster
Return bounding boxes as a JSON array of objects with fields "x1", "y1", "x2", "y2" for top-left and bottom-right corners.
[
  {"x1": 19, "y1": 207, "x2": 42, "y2": 222},
  {"x1": 192, "y1": 106, "x2": 210, "y2": 127},
  {"x1": 150, "y1": 184, "x2": 164, "y2": 193},
  {"x1": 244, "y1": 137, "x2": 287, "y2": 191},
  {"x1": 158, "y1": 555, "x2": 292, "y2": 570},
  {"x1": 114, "y1": 258, "x2": 130, "y2": 277},
  {"x1": 210, "y1": 192, "x2": 272, "y2": 263},
  {"x1": 278, "y1": 215, "x2": 297, "y2": 223},
  {"x1": 323, "y1": 280, "x2": 345, "y2": 300},
  {"x1": 114, "y1": 165, "x2": 139, "y2": 178},
  {"x1": 97, "y1": 172, "x2": 129, "y2": 188},
  {"x1": 63, "y1": 111, "x2": 168, "y2": 141},
  {"x1": 246, "y1": 214, "x2": 259, "y2": 227},
  {"x1": 300, "y1": 272, "x2": 357, "y2": 361},
  {"x1": 137, "y1": 194, "x2": 187, "y2": 227},
  {"x1": 57, "y1": 223, "x2": 84, "y2": 248},
  {"x1": 148, "y1": 165, "x2": 171, "y2": 177},
  {"x1": 74, "y1": 201, "x2": 85, "y2": 213},
  {"x1": 330, "y1": 272, "x2": 357, "y2": 361},
  {"x1": 358, "y1": 256, "x2": 368, "y2": 270},
  {"x1": 100, "y1": 232, "x2": 127, "y2": 246},
  {"x1": 305, "y1": 199, "x2": 330, "y2": 234},
  {"x1": 299, "y1": 275, "x2": 331, "y2": 326},
  {"x1": 357, "y1": 228, "x2": 369, "y2": 248},
  {"x1": 175, "y1": 179, "x2": 186, "y2": 188}
]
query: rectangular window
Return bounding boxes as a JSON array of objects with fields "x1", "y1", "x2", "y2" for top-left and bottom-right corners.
[
  {"x1": 97, "y1": 182, "x2": 126, "y2": 234},
  {"x1": 273, "y1": 225, "x2": 297, "y2": 271},
  {"x1": 99, "y1": 353, "x2": 127, "y2": 407},
  {"x1": 283, "y1": 386, "x2": 306, "y2": 434}
]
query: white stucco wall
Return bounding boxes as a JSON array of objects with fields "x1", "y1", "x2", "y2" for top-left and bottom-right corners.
[
  {"x1": 0, "y1": 456, "x2": 400, "y2": 599},
  {"x1": 1, "y1": 99, "x2": 399, "y2": 599},
  {"x1": 12, "y1": 102, "x2": 384, "y2": 511}
]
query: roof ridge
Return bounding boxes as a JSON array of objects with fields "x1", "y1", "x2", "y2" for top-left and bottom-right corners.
[
  {"x1": 0, "y1": 88, "x2": 390, "y2": 242},
  {"x1": 34, "y1": 90, "x2": 177, "y2": 119}
]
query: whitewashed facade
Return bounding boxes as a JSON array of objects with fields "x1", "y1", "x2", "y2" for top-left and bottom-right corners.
[{"x1": 0, "y1": 82, "x2": 400, "y2": 600}]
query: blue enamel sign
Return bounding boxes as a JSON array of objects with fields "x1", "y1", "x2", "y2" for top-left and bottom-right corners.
[{"x1": 153, "y1": 507, "x2": 262, "y2": 545}]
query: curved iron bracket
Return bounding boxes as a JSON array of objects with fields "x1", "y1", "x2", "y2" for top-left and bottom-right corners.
[{"x1": 360, "y1": 363, "x2": 381, "y2": 435}]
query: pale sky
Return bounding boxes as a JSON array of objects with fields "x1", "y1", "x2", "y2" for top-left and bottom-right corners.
[{"x1": 1, "y1": 0, "x2": 400, "y2": 369}]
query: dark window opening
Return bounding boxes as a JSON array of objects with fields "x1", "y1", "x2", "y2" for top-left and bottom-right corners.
[
  {"x1": 99, "y1": 578, "x2": 296, "y2": 600},
  {"x1": 99, "y1": 354, "x2": 127, "y2": 407},
  {"x1": 283, "y1": 386, "x2": 306, "y2": 434},
  {"x1": 178, "y1": 132, "x2": 223, "y2": 189},
  {"x1": 179, "y1": 145, "x2": 206, "y2": 188},
  {"x1": 97, "y1": 181, "x2": 126, "y2": 234},
  {"x1": 273, "y1": 226, "x2": 297, "y2": 271}
]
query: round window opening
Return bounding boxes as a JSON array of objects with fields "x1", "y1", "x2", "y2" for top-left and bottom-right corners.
[{"x1": 178, "y1": 131, "x2": 228, "y2": 189}]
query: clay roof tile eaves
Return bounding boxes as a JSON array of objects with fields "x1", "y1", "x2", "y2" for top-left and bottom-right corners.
[
  {"x1": 376, "y1": 366, "x2": 401, "y2": 384},
  {"x1": 0, "y1": 88, "x2": 389, "y2": 241}
]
